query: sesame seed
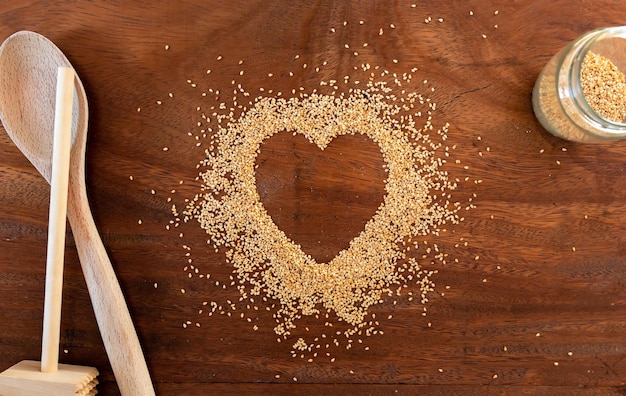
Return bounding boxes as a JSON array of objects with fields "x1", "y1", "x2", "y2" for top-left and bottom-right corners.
[
  {"x1": 162, "y1": 44, "x2": 474, "y2": 361},
  {"x1": 580, "y1": 52, "x2": 626, "y2": 122}
]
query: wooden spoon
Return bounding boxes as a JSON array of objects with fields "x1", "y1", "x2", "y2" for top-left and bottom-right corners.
[{"x1": 0, "y1": 31, "x2": 155, "y2": 395}]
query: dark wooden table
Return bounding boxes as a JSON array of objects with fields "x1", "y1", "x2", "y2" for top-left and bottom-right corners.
[{"x1": 1, "y1": 1, "x2": 625, "y2": 395}]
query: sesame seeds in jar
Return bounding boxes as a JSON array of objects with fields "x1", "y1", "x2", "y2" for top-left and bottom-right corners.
[{"x1": 532, "y1": 27, "x2": 626, "y2": 143}]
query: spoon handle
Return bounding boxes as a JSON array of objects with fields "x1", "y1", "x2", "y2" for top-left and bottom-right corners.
[
  {"x1": 67, "y1": 180, "x2": 155, "y2": 395},
  {"x1": 41, "y1": 67, "x2": 75, "y2": 374}
]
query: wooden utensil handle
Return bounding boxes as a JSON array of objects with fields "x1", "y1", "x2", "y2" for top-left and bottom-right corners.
[
  {"x1": 41, "y1": 67, "x2": 74, "y2": 374},
  {"x1": 67, "y1": 179, "x2": 155, "y2": 395}
]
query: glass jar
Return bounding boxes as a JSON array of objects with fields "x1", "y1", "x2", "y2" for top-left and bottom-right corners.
[{"x1": 532, "y1": 27, "x2": 626, "y2": 143}]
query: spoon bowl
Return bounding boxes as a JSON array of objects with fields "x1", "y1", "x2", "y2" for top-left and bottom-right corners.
[
  {"x1": 0, "y1": 31, "x2": 154, "y2": 395},
  {"x1": 0, "y1": 31, "x2": 82, "y2": 182}
]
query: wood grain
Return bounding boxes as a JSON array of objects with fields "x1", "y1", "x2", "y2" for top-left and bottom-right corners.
[{"x1": 1, "y1": 1, "x2": 625, "y2": 395}]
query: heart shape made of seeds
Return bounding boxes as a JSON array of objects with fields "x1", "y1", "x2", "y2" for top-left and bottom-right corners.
[{"x1": 186, "y1": 91, "x2": 457, "y2": 337}]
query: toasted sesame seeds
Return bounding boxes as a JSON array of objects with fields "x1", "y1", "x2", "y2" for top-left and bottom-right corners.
[
  {"x1": 580, "y1": 52, "x2": 626, "y2": 122},
  {"x1": 154, "y1": 14, "x2": 477, "y2": 362}
]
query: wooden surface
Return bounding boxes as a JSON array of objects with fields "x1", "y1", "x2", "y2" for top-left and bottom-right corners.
[{"x1": 0, "y1": 1, "x2": 625, "y2": 395}]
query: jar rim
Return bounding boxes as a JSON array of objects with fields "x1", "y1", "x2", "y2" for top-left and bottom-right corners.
[{"x1": 566, "y1": 26, "x2": 626, "y2": 134}]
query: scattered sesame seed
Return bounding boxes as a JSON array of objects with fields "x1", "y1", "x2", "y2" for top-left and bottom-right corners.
[
  {"x1": 165, "y1": 44, "x2": 170, "y2": 50},
  {"x1": 161, "y1": 43, "x2": 475, "y2": 361}
]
